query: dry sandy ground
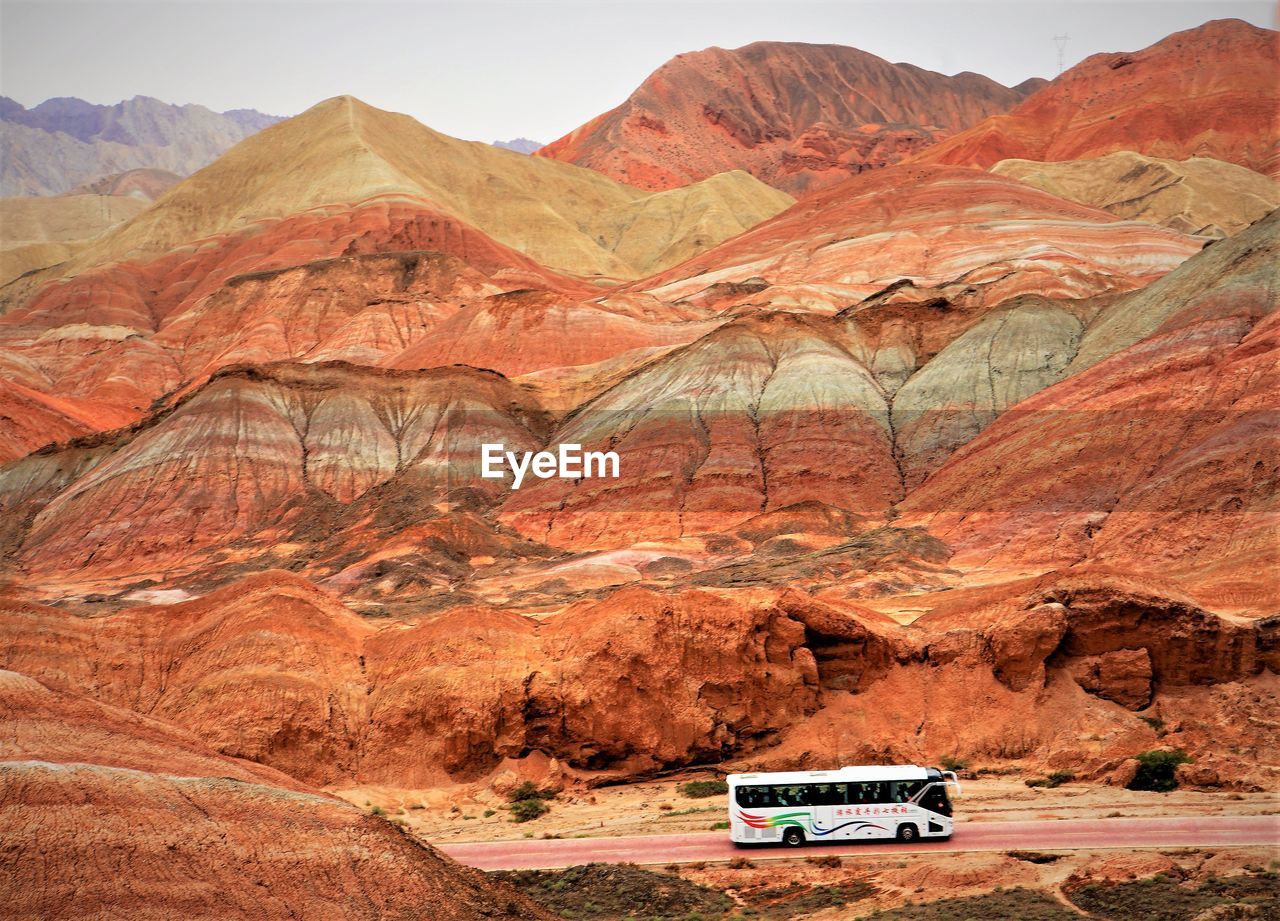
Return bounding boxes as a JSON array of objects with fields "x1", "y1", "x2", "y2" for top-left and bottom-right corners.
[
  {"x1": 681, "y1": 846, "x2": 1278, "y2": 916},
  {"x1": 331, "y1": 774, "x2": 1279, "y2": 845}
]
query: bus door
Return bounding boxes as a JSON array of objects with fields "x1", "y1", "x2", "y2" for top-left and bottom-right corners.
[{"x1": 809, "y1": 783, "x2": 839, "y2": 836}]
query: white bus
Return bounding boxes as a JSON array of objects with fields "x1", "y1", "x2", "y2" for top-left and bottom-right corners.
[{"x1": 727, "y1": 765, "x2": 961, "y2": 847}]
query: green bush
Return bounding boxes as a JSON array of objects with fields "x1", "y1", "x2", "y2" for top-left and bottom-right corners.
[
  {"x1": 510, "y1": 798, "x2": 551, "y2": 823},
  {"x1": 679, "y1": 779, "x2": 729, "y2": 798},
  {"x1": 1026, "y1": 770, "x2": 1076, "y2": 789},
  {"x1": 938, "y1": 754, "x2": 967, "y2": 772},
  {"x1": 507, "y1": 781, "x2": 557, "y2": 803},
  {"x1": 1127, "y1": 749, "x2": 1192, "y2": 792}
]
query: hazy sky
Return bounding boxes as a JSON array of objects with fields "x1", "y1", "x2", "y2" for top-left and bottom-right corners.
[{"x1": 2, "y1": 0, "x2": 1273, "y2": 143}]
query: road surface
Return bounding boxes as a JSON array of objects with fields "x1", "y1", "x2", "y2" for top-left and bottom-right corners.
[{"x1": 437, "y1": 815, "x2": 1278, "y2": 871}]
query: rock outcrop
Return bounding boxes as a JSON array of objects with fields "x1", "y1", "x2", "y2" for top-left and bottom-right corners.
[
  {"x1": 499, "y1": 312, "x2": 900, "y2": 548},
  {"x1": 9, "y1": 361, "x2": 550, "y2": 585},
  {"x1": 0, "y1": 575, "x2": 823, "y2": 785},
  {"x1": 5, "y1": 570, "x2": 1271, "y2": 791}
]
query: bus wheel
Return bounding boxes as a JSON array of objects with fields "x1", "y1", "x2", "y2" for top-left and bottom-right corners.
[
  {"x1": 782, "y1": 827, "x2": 805, "y2": 847},
  {"x1": 896, "y1": 823, "x2": 918, "y2": 843}
]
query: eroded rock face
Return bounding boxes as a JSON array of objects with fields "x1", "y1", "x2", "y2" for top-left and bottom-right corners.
[
  {"x1": 0, "y1": 576, "x2": 822, "y2": 785},
  {"x1": 891, "y1": 295, "x2": 1084, "y2": 486},
  {"x1": 499, "y1": 312, "x2": 901, "y2": 549},
  {"x1": 538, "y1": 40, "x2": 1030, "y2": 195},
  {"x1": 901, "y1": 210, "x2": 1280, "y2": 612},
  {"x1": 0, "y1": 670, "x2": 555, "y2": 921},
  {"x1": 2, "y1": 572, "x2": 1271, "y2": 789},
  {"x1": 1068, "y1": 649, "x2": 1153, "y2": 710},
  {"x1": 12, "y1": 362, "x2": 549, "y2": 584},
  {"x1": 915, "y1": 19, "x2": 1280, "y2": 176}
]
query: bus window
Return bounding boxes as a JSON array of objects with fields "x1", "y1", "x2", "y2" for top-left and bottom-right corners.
[
  {"x1": 776, "y1": 785, "x2": 807, "y2": 807},
  {"x1": 920, "y1": 785, "x2": 952, "y2": 817},
  {"x1": 811, "y1": 783, "x2": 844, "y2": 806},
  {"x1": 735, "y1": 785, "x2": 772, "y2": 808},
  {"x1": 892, "y1": 780, "x2": 923, "y2": 803}
]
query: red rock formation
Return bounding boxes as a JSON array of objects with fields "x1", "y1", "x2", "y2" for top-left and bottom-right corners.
[
  {"x1": 0, "y1": 195, "x2": 581, "y2": 455},
  {"x1": 901, "y1": 210, "x2": 1280, "y2": 612},
  {"x1": 0, "y1": 670, "x2": 555, "y2": 920},
  {"x1": 10, "y1": 362, "x2": 551, "y2": 587},
  {"x1": 539, "y1": 41, "x2": 1030, "y2": 195},
  {"x1": 3, "y1": 570, "x2": 1272, "y2": 792},
  {"x1": 913, "y1": 19, "x2": 1280, "y2": 176},
  {"x1": 499, "y1": 312, "x2": 901, "y2": 549},
  {"x1": 0, "y1": 575, "x2": 822, "y2": 785},
  {"x1": 638, "y1": 164, "x2": 1199, "y2": 310},
  {"x1": 385, "y1": 287, "x2": 718, "y2": 380},
  {"x1": 0, "y1": 378, "x2": 134, "y2": 462}
]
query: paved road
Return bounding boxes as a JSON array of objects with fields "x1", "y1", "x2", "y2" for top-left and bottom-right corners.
[{"x1": 437, "y1": 815, "x2": 1278, "y2": 871}]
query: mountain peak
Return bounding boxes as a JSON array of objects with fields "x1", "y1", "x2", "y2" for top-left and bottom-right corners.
[{"x1": 537, "y1": 40, "x2": 1026, "y2": 195}]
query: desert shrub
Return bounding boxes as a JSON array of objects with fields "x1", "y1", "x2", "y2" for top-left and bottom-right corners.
[
  {"x1": 1140, "y1": 715, "x2": 1166, "y2": 735},
  {"x1": 1026, "y1": 770, "x2": 1075, "y2": 789},
  {"x1": 1070, "y1": 870, "x2": 1279, "y2": 921},
  {"x1": 938, "y1": 754, "x2": 967, "y2": 772},
  {"x1": 805, "y1": 854, "x2": 842, "y2": 868},
  {"x1": 507, "y1": 781, "x2": 557, "y2": 803},
  {"x1": 491, "y1": 863, "x2": 731, "y2": 918},
  {"x1": 369, "y1": 805, "x2": 386, "y2": 817},
  {"x1": 728, "y1": 856, "x2": 754, "y2": 870},
  {"x1": 679, "y1": 779, "x2": 729, "y2": 798},
  {"x1": 510, "y1": 798, "x2": 550, "y2": 823},
  {"x1": 709, "y1": 821, "x2": 730, "y2": 830},
  {"x1": 483, "y1": 808, "x2": 496, "y2": 817},
  {"x1": 1127, "y1": 749, "x2": 1192, "y2": 792}
]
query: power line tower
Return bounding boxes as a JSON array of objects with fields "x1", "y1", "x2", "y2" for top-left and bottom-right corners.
[{"x1": 1053, "y1": 33, "x2": 1070, "y2": 75}]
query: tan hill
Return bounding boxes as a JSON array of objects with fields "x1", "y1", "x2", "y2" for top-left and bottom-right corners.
[
  {"x1": 79, "y1": 95, "x2": 792, "y2": 280},
  {"x1": 0, "y1": 192, "x2": 149, "y2": 286},
  {"x1": 537, "y1": 41, "x2": 1031, "y2": 196},
  {"x1": 0, "y1": 95, "x2": 281, "y2": 196},
  {"x1": 68, "y1": 166, "x2": 181, "y2": 200},
  {"x1": 992, "y1": 153, "x2": 1280, "y2": 236},
  {"x1": 0, "y1": 169, "x2": 180, "y2": 286}
]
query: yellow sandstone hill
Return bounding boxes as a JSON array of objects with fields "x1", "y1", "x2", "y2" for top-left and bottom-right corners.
[
  {"x1": 71, "y1": 96, "x2": 793, "y2": 280},
  {"x1": 0, "y1": 193, "x2": 150, "y2": 286},
  {"x1": 991, "y1": 152, "x2": 1279, "y2": 237}
]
